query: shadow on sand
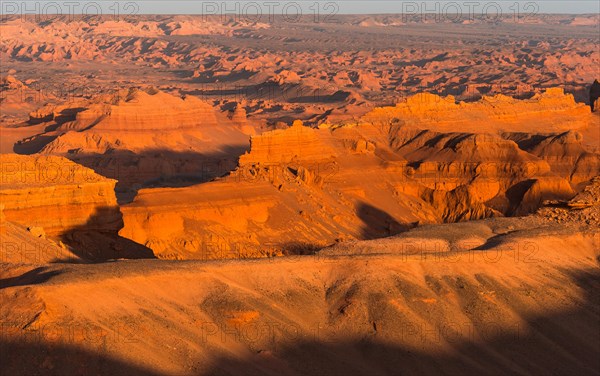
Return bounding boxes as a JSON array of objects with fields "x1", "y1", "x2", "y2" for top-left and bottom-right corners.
[
  {"x1": 0, "y1": 267, "x2": 61, "y2": 290},
  {"x1": 0, "y1": 266, "x2": 597, "y2": 375},
  {"x1": 55, "y1": 206, "x2": 155, "y2": 263},
  {"x1": 357, "y1": 202, "x2": 414, "y2": 240},
  {"x1": 203, "y1": 266, "x2": 600, "y2": 375},
  {"x1": 0, "y1": 340, "x2": 160, "y2": 376}
]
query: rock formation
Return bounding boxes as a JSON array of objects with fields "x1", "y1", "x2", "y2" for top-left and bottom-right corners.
[
  {"x1": 360, "y1": 88, "x2": 591, "y2": 134},
  {"x1": 15, "y1": 88, "x2": 252, "y2": 201},
  {"x1": 238, "y1": 120, "x2": 336, "y2": 165},
  {"x1": 539, "y1": 176, "x2": 600, "y2": 225},
  {"x1": 3, "y1": 88, "x2": 597, "y2": 260},
  {"x1": 118, "y1": 89, "x2": 599, "y2": 260},
  {"x1": 0, "y1": 154, "x2": 153, "y2": 261},
  {"x1": 30, "y1": 88, "x2": 242, "y2": 154},
  {"x1": 0, "y1": 154, "x2": 120, "y2": 236},
  {"x1": 503, "y1": 131, "x2": 600, "y2": 188}
]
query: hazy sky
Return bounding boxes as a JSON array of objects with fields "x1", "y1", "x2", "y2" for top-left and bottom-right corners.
[{"x1": 3, "y1": 1, "x2": 599, "y2": 15}]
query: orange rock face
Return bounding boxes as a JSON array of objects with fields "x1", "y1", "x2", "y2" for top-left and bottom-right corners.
[
  {"x1": 117, "y1": 89, "x2": 599, "y2": 259},
  {"x1": 0, "y1": 154, "x2": 120, "y2": 236},
  {"x1": 4, "y1": 87, "x2": 597, "y2": 261},
  {"x1": 28, "y1": 88, "x2": 245, "y2": 155},
  {"x1": 238, "y1": 120, "x2": 336, "y2": 165},
  {"x1": 14, "y1": 88, "x2": 252, "y2": 202}
]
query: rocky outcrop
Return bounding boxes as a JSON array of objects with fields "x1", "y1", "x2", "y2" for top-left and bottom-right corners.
[
  {"x1": 35, "y1": 88, "x2": 234, "y2": 154},
  {"x1": 515, "y1": 177, "x2": 575, "y2": 216},
  {"x1": 0, "y1": 154, "x2": 120, "y2": 236},
  {"x1": 16, "y1": 88, "x2": 252, "y2": 201},
  {"x1": 119, "y1": 90, "x2": 598, "y2": 260},
  {"x1": 387, "y1": 130, "x2": 546, "y2": 217},
  {"x1": 119, "y1": 120, "x2": 428, "y2": 259},
  {"x1": 238, "y1": 120, "x2": 336, "y2": 165},
  {"x1": 539, "y1": 176, "x2": 600, "y2": 225},
  {"x1": 360, "y1": 88, "x2": 591, "y2": 133},
  {"x1": 0, "y1": 154, "x2": 155, "y2": 261},
  {"x1": 14, "y1": 87, "x2": 251, "y2": 157},
  {"x1": 120, "y1": 181, "x2": 282, "y2": 259},
  {"x1": 504, "y1": 131, "x2": 600, "y2": 188},
  {"x1": 61, "y1": 89, "x2": 218, "y2": 132}
]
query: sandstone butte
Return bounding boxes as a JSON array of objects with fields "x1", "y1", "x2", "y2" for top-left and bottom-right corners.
[
  {"x1": 13, "y1": 87, "x2": 253, "y2": 202},
  {"x1": 25, "y1": 87, "x2": 251, "y2": 155},
  {"x1": 114, "y1": 88, "x2": 600, "y2": 260},
  {"x1": 0, "y1": 154, "x2": 120, "y2": 262}
]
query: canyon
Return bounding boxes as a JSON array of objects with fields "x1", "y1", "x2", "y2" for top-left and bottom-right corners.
[
  {"x1": 1, "y1": 13, "x2": 599, "y2": 376},
  {"x1": 7, "y1": 86, "x2": 595, "y2": 260}
]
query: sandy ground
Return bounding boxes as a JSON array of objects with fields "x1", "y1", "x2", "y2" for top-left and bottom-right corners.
[{"x1": 1, "y1": 217, "x2": 598, "y2": 375}]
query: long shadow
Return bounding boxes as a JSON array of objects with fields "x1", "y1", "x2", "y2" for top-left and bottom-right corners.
[
  {"x1": 0, "y1": 340, "x2": 160, "y2": 376},
  {"x1": 14, "y1": 140, "x2": 249, "y2": 204},
  {"x1": 58, "y1": 206, "x2": 155, "y2": 263},
  {"x1": 0, "y1": 267, "x2": 61, "y2": 290},
  {"x1": 1, "y1": 265, "x2": 598, "y2": 374},
  {"x1": 287, "y1": 90, "x2": 351, "y2": 104},
  {"x1": 13, "y1": 134, "x2": 58, "y2": 154},
  {"x1": 12, "y1": 108, "x2": 87, "y2": 154},
  {"x1": 394, "y1": 52, "x2": 449, "y2": 68},
  {"x1": 184, "y1": 81, "x2": 339, "y2": 105},
  {"x1": 356, "y1": 202, "x2": 413, "y2": 240},
  {"x1": 505, "y1": 179, "x2": 536, "y2": 215},
  {"x1": 503, "y1": 132, "x2": 552, "y2": 151},
  {"x1": 65, "y1": 147, "x2": 248, "y2": 204},
  {"x1": 589, "y1": 79, "x2": 600, "y2": 112},
  {"x1": 203, "y1": 267, "x2": 600, "y2": 376}
]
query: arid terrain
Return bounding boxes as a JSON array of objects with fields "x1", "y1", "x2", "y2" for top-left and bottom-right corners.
[{"x1": 1, "y1": 13, "x2": 599, "y2": 376}]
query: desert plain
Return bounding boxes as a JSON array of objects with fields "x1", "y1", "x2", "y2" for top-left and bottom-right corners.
[{"x1": 0, "y1": 11, "x2": 599, "y2": 376}]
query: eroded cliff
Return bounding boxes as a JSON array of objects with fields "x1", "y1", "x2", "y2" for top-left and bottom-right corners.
[{"x1": 119, "y1": 89, "x2": 599, "y2": 259}]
